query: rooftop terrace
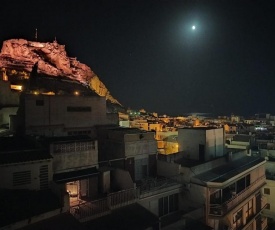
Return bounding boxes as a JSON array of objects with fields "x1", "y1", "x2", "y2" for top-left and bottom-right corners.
[{"x1": 194, "y1": 156, "x2": 265, "y2": 183}]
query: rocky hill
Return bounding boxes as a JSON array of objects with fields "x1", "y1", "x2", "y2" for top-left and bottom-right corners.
[{"x1": 0, "y1": 38, "x2": 121, "y2": 106}]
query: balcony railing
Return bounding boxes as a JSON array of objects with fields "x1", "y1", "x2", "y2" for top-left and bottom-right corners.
[
  {"x1": 261, "y1": 217, "x2": 268, "y2": 230},
  {"x1": 70, "y1": 176, "x2": 183, "y2": 222},
  {"x1": 70, "y1": 188, "x2": 137, "y2": 222},
  {"x1": 138, "y1": 177, "x2": 181, "y2": 198},
  {"x1": 261, "y1": 196, "x2": 267, "y2": 210},
  {"x1": 209, "y1": 175, "x2": 266, "y2": 216}
]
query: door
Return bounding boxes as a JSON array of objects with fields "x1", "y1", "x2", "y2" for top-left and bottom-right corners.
[{"x1": 199, "y1": 144, "x2": 205, "y2": 161}]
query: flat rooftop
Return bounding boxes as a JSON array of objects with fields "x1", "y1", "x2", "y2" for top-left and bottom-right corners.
[
  {"x1": 20, "y1": 213, "x2": 87, "y2": 230},
  {"x1": 0, "y1": 136, "x2": 38, "y2": 152},
  {"x1": 194, "y1": 156, "x2": 265, "y2": 183},
  {"x1": 174, "y1": 156, "x2": 208, "y2": 168},
  {"x1": 179, "y1": 127, "x2": 220, "y2": 130},
  {"x1": 0, "y1": 150, "x2": 52, "y2": 165},
  {"x1": 0, "y1": 189, "x2": 61, "y2": 228},
  {"x1": 109, "y1": 127, "x2": 147, "y2": 134},
  {"x1": 0, "y1": 136, "x2": 52, "y2": 165}
]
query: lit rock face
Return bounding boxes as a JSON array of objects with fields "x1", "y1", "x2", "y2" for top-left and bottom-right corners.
[{"x1": 0, "y1": 39, "x2": 121, "y2": 105}]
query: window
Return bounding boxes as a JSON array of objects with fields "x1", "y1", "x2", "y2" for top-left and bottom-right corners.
[
  {"x1": 237, "y1": 177, "x2": 246, "y2": 193},
  {"x1": 266, "y1": 203, "x2": 270, "y2": 210},
  {"x1": 53, "y1": 141, "x2": 95, "y2": 153},
  {"x1": 264, "y1": 188, "x2": 270, "y2": 195},
  {"x1": 13, "y1": 171, "x2": 31, "y2": 186},
  {"x1": 245, "y1": 174, "x2": 251, "y2": 187},
  {"x1": 245, "y1": 199, "x2": 253, "y2": 219},
  {"x1": 67, "y1": 106, "x2": 91, "y2": 112},
  {"x1": 159, "y1": 194, "x2": 179, "y2": 217},
  {"x1": 233, "y1": 209, "x2": 243, "y2": 229},
  {"x1": 159, "y1": 196, "x2": 168, "y2": 217},
  {"x1": 36, "y1": 99, "x2": 44, "y2": 106},
  {"x1": 169, "y1": 194, "x2": 179, "y2": 213},
  {"x1": 40, "y1": 165, "x2": 49, "y2": 190}
]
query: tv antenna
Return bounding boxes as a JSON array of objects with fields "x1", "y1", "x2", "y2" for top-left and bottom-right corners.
[{"x1": 35, "y1": 28, "x2": 38, "y2": 41}]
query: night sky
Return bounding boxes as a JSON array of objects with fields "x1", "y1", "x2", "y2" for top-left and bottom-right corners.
[{"x1": 1, "y1": 0, "x2": 275, "y2": 116}]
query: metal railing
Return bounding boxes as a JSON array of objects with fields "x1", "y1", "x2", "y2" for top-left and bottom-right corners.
[
  {"x1": 69, "y1": 176, "x2": 183, "y2": 222},
  {"x1": 109, "y1": 188, "x2": 136, "y2": 209},
  {"x1": 139, "y1": 177, "x2": 181, "y2": 195},
  {"x1": 261, "y1": 196, "x2": 267, "y2": 210},
  {"x1": 209, "y1": 175, "x2": 266, "y2": 216},
  {"x1": 70, "y1": 188, "x2": 137, "y2": 222}
]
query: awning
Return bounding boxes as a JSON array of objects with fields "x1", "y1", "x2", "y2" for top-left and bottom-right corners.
[{"x1": 53, "y1": 167, "x2": 98, "y2": 183}]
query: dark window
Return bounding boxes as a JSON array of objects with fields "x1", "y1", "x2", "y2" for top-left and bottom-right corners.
[
  {"x1": 266, "y1": 203, "x2": 270, "y2": 210},
  {"x1": 237, "y1": 177, "x2": 246, "y2": 193},
  {"x1": 169, "y1": 194, "x2": 179, "y2": 212},
  {"x1": 245, "y1": 199, "x2": 253, "y2": 219},
  {"x1": 245, "y1": 174, "x2": 251, "y2": 187},
  {"x1": 199, "y1": 144, "x2": 205, "y2": 161},
  {"x1": 163, "y1": 196, "x2": 168, "y2": 215},
  {"x1": 264, "y1": 188, "x2": 270, "y2": 195},
  {"x1": 233, "y1": 209, "x2": 243, "y2": 229},
  {"x1": 36, "y1": 100, "x2": 44, "y2": 106},
  {"x1": 67, "y1": 106, "x2": 91, "y2": 112},
  {"x1": 159, "y1": 194, "x2": 179, "y2": 217},
  {"x1": 159, "y1": 197, "x2": 164, "y2": 216}
]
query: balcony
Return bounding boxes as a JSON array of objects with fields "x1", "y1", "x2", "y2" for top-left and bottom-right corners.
[
  {"x1": 70, "y1": 188, "x2": 137, "y2": 222},
  {"x1": 209, "y1": 175, "x2": 266, "y2": 216},
  {"x1": 138, "y1": 177, "x2": 182, "y2": 199},
  {"x1": 260, "y1": 196, "x2": 267, "y2": 211}
]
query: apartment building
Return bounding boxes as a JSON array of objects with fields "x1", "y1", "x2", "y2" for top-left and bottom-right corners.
[
  {"x1": 0, "y1": 80, "x2": 19, "y2": 127},
  {"x1": 15, "y1": 93, "x2": 118, "y2": 137},
  {"x1": 155, "y1": 131, "x2": 178, "y2": 155},
  {"x1": 178, "y1": 127, "x2": 225, "y2": 161},
  {"x1": 0, "y1": 137, "x2": 53, "y2": 191},
  {"x1": 44, "y1": 135, "x2": 99, "y2": 201},
  {"x1": 97, "y1": 127, "x2": 157, "y2": 182},
  {"x1": 0, "y1": 136, "x2": 70, "y2": 229},
  {"x1": 157, "y1": 127, "x2": 267, "y2": 230},
  {"x1": 261, "y1": 157, "x2": 275, "y2": 224}
]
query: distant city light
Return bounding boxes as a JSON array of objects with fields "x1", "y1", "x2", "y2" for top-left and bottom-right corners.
[
  {"x1": 10, "y1": 85, "x2": 22, "y2": 91},
  {"x1": 74, "y1": 91, "x2": 79, "y2": 96}
]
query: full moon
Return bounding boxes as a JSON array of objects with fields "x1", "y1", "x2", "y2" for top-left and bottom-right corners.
[{"x1": 192, "y1": 25, "x2": 196, "y2": 30}]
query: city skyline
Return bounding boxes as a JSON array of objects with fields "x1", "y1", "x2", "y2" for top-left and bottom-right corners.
[{"x1": 1, "y1": 0, "x2": 274, "y2": 116}]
